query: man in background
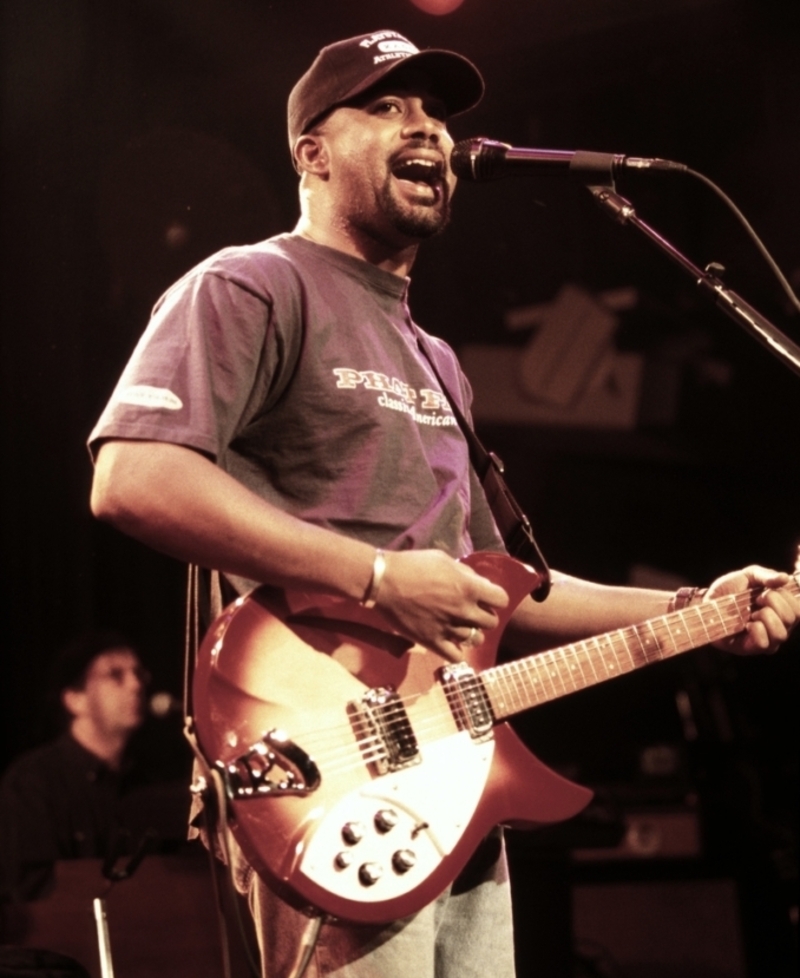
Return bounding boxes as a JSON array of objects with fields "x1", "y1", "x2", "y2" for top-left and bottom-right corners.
[{"x1": 0, "y1": 631, "x2": 183, "y2": 902}]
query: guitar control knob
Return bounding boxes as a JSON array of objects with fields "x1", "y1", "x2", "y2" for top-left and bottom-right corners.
[
  {"x1": 334, "y1": 851, "x2": 353, "y2": 870},
  {"x1": 358, "y1": 862, "x2": 384, "y2": 886},
  {"x1": 392, "y1": 849, "x2": 417, "y2": 873},
  {"x1": 374, "y1": 808, "x2": 399, "y2": 833},
  {"x1": 341, "y1": 822, "x2": 365, "y2": 845}
]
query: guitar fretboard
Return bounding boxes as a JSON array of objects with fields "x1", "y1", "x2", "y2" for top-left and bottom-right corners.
[{"x1": 482, "y1": 577, "x2": 799, "y2": 721}]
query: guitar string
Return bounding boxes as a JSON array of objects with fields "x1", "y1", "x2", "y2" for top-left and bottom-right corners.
[
  {"x1": 235, "y1": 590, "x2": 755, "y2": 774},
  {"x1": 226, "y1": 582, "x2": 791, "y2": 780},
  {"x1": 304, "y1": 581, "x2": 780, "y2": 747},
  {"x1": 254, "y1": 595, "x2": 763, "y2": 781},
  {"x1": 259, "y1": 590, "x2": 753, "y2": 762}
]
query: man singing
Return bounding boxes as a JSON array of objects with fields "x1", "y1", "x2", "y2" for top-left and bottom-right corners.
[{"x1": 89, "y1": 29, "x2": 798, "y2": 978}]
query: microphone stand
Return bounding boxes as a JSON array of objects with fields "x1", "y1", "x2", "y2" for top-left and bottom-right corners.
[
  {"x1": 585, "y1": 184, "x2": 800, "y2": 378},
  {"x1": 90, "y1": 830, "x2": 158, "y2": 978}
]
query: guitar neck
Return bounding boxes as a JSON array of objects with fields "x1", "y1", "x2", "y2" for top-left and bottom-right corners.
[{"x1": 483, "y1": 575, "x2": 800, "y2": 722}]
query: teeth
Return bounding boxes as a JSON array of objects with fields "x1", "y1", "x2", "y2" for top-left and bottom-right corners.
[{"x1": 394, "y1": 158, "x2": 441, "y2": 185}]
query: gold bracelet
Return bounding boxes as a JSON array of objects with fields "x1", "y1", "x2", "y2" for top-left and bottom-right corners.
[{"x1": 361, "y1": 549, "x2": 387, "y2": 609}]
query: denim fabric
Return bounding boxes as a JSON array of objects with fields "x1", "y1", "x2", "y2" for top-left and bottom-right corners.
[{"x1": 231, "y1": 828, "x2": 516, "y2": 977}]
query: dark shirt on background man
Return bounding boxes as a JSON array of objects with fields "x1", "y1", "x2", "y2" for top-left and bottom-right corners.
[{"x1": 0, "y1": 729, "x2": 185, "y2": 901}]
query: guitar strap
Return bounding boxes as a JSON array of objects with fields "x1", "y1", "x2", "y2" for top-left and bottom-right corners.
[
  {"x1": 183, "y1": 564, "x2": 229, "y2": 729},
  {"x1": 414, "y1": 333, "x2": 551, "y2": 600},
  {"x1": 183, "y1": 564, "x2": 266, "y2": 978}
]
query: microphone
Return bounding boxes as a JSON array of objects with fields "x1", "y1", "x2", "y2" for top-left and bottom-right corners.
[
  {"x1": 450, "y1": 137, "x2": 686, "y2": 182},
  {"x1": 149, "y1": 691, "x2": 183, "y2": 718}
]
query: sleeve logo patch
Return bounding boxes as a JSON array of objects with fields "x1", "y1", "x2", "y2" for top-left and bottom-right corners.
[{"x1": 118, "y1": 385, "x2": 183, "y2": 410}]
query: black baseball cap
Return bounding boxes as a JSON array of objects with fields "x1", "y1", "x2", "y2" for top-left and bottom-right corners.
[{"x1": 287, "y1": 29, "x2": 484, "y2": 151}]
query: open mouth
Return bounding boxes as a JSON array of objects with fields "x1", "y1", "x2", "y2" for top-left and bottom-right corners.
[{"x1": 391, "y1": 157, "x2": 445, "y2": 202}]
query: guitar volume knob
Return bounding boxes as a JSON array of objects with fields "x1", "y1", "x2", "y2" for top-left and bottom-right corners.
[
  {"x1": 358, "y1": 862, "x2": 384, "y2": 886},
  {"x1": 374, "y1": 808, "x2": 399, "y2": 833},
  {"x1": 334, "y1": 851, "x2": 353, "y2": 870},
  {"x1": 341, "y1": 821, "x2": 365, "y2": 845},
  {"x1": 392, "y1": 849, "x2": 417, "y2": 873}
]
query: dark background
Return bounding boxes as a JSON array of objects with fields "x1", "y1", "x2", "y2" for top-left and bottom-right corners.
[{"x1": 2, "y1": 1, "x2": 798, "y2": 974}]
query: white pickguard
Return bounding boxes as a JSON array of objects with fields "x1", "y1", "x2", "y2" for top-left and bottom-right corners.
[{"x1": 295, "y1": 731, "x2": 494, "y2": 905}]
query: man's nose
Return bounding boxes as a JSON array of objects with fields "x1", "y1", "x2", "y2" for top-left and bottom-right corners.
[
  {"x1": 402, "y1": 102, "x2": 442, "y2": 140},
  {"x1": 127, "y1": 668, "x2": 146, "y2": 693}
]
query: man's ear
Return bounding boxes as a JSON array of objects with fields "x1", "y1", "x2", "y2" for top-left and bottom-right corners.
[
  {"x1": 294, "y1": 134, "x2": 329, "y2": 176},
  {"x1": 61, "y1": 687, "x2": 85, "y2": 719}
]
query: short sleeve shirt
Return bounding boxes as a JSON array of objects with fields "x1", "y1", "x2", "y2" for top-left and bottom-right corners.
[{"x1": 89, "y1": 234, "x2": 503, "y2": 590}]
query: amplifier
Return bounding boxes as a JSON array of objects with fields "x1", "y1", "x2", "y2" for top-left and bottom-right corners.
[{"x1": 573, "y1": 807, "x2": 701, "y2": 862}]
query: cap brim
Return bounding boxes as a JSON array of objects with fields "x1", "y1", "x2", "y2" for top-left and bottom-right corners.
[{"x1": 334, "y1": 48, "x2": 484, "y2": 123}]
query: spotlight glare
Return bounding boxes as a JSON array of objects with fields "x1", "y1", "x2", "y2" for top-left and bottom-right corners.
[{"x1": 410, "y1": 0, "x2": 466, "y2": 15}]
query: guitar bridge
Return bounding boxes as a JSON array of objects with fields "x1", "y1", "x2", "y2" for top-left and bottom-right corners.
[
  {"x1": 349, "y1": 686, "x2": 420, "y2": 775},
  {"x1": 216, "y1": 729, "x2": 321, "y2": 800},
  {"x1": 439, "y1": 663, "x2": 495, "y2": 742}
]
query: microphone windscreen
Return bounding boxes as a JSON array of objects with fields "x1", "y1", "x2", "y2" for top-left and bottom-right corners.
[
  {"x1": 451, "y1": 138, "x2": 507, "y2": 181},
  {"x1": 149, "y1": 691, "x2": 181, "y2": 718}
]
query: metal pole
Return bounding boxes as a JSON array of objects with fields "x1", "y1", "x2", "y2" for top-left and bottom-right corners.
[{"x1": 92, "y1": 897, "x2": 116, "y2": 978}]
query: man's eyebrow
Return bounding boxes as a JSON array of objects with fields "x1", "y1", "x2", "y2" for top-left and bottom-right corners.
[{"x1": 349, "y1": 87, "x2": 447, "y2": 110}]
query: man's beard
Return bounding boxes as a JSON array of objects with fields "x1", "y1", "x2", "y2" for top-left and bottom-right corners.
[{"x1": 378, "y1": 174, "x2": 452, "y2": 240}]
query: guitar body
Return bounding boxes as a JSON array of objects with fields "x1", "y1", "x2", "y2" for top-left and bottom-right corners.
[{"x1": 193, "y1": 552, "x2": 592, "y2": 923}]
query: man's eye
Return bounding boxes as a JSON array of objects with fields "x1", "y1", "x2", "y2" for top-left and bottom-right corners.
[{"x1": 373, "y1": 100, "x2": 400, "y2": 114}]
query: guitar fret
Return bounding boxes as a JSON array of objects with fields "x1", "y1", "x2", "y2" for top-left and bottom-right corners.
[
  {"x1": 609, "y1": 633, "x2": 625, "y2": 674},
  {"x1": 662, "y1": 613, "x2": 684, "y2": 654},
  {"x1": 629, "y1": 621, "x2": 649, "y2": 667},
  {"x1": 584, "y1": 639, "x2": 600, "y2": 684},
  {"x1": 591, "y1": 636, "x2": 610, "y2": 678},
  {"x1": 687, "y1": 605, "x2": 712, "y2": 646},
  {"x1": 504, "y1": 659, "x2": 526, "y2": 712},
  {"x1": 646, "y1": 620, "x2": 665, "y2": 660},
  {"x1": 562, "y1": 646, "x2": 582, "y2": 692},
  {"x1": 526, "y1": 656, "x2": 548, "y2": 708},
  {"x1": 581, "y1": 644, "x2": 594, "y2": 683},
  {"x1": 541, "y1": 650, "x2": 564, "y2": 699},
  {"x1": 617, "y1": 628, "x2": 637, "y2": 671}
]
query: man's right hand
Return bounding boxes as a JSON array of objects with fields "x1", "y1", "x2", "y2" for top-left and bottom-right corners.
[{"x1": 374, "y1": 549, "x2": 509, "y2": 662}]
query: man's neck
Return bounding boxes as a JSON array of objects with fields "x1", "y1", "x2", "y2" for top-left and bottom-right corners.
[
  {"x1": 293, "y1": 216, "x2": 418, "y2": 278},
  {"x1": 70, "y1": 719, "x2": 127, "y2": 771}
]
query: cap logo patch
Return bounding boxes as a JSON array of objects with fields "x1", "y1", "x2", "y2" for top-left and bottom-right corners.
[{"x1": 377, "y1": 40, "x2": 418, "y2": 55}]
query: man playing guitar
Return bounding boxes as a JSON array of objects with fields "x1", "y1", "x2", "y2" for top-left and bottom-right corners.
[{"x1": 89, "y1": 28, "x2": 798, "y2": 978}]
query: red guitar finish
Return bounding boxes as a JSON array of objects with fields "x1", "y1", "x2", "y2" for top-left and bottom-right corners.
[{"x1": 192, "y1": 552, "x2": 797, "y2": 923}]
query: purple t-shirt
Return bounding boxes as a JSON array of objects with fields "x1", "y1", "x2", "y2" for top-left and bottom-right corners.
[{"x1": 90, "y1": 234, "x2": 503, "y2": 590}]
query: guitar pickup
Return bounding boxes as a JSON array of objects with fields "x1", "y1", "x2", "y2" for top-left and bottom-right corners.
[
  {"x1": 216, "y1": 729, "x2": 321, "y2": 800},
  {"x1": 439, "y1": 663, "x2": 495, "y2": 742},
  {"x1": 349, "y1": 686, "x2": 420, "y2": 775}
]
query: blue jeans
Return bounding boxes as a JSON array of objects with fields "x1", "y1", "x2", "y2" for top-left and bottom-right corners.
[{"x1": 232, "y1": 828, "x2": 516, "y2": 977}]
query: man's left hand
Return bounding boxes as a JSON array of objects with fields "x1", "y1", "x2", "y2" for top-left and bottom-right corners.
[{"x1": 705, "y1": 565, "x2": 800, "y2": 655}]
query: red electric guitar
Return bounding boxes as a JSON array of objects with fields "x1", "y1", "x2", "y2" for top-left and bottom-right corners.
[{"x1": 192, "y1": 551, "x2": 798, "y2": 924}]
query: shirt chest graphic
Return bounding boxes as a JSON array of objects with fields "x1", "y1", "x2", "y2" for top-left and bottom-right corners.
[{"x1": 332, "y1": 367, "x2": 457, "y2": 428}]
